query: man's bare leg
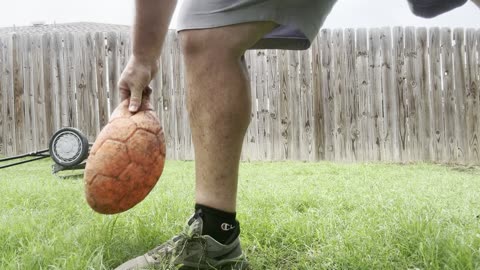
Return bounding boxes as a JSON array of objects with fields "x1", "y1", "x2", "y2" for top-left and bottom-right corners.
[{"x1": 180, "y1": 22, "x2": 277, "y2": 213}]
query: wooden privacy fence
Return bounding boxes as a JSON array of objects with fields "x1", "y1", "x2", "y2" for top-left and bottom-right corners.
[{"x1": 0, "y1": 27, "x2": 479, "y2": 164}]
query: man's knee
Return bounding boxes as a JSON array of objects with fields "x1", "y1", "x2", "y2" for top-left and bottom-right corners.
[{"x1": 179, "y1": 22, "x2": 277, "y2": 59}]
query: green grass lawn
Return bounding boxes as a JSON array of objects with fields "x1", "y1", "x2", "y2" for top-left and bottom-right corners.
[{"x1": 0, "y1": 159, "x2": 479, "y2": 270}]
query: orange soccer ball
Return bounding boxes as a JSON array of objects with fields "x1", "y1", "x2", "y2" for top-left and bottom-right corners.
[{"x1": 84, "y1": 99, "x2": 166, "y2": 214}]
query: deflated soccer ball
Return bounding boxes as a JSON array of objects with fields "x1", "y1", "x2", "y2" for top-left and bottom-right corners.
[{"x1": 84, "y1": 99, "x2": 166, "y2": 214}]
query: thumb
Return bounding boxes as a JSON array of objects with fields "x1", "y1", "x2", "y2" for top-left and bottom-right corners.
[{"x1": 129, "y1": 87, "x2": 143, "y2": 112}]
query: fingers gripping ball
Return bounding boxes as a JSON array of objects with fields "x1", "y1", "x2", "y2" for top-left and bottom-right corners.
[{"x1": 84, "y1": 99, "x2": 166, "y2": 214}]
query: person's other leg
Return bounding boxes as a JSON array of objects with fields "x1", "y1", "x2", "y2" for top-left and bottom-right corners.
[{"x1": 180, "y1": 22, "x2": 277, "y2": 213}]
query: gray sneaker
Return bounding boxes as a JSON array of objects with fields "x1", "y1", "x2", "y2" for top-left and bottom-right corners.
[{"x1": 114, "y1": 215, "x2": 249, "y2": 270}]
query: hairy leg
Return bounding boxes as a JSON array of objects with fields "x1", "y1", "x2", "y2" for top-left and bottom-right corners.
[{"x1": 180, "y1": 22, "x2": 277, "y2": 212}]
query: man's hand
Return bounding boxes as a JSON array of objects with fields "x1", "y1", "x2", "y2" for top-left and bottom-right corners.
[{"x1": 118, "y1": 56, "x2": 158, "y2": 112}]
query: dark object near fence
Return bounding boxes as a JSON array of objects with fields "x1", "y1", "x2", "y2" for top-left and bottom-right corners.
[{"x1": 0, "y1": 128, "x2": 90, "y2": 175}]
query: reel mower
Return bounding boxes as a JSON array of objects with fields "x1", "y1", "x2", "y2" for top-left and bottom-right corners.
[{"x1": 0, "y1": 128, "x2": 91, "y2": 176}]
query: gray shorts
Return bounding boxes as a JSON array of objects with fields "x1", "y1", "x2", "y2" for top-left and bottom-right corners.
[{"x1": 176, "y1": 0, "x2": 337, "y2": 50}]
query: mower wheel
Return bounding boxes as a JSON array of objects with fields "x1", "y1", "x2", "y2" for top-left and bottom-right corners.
[{"x1": 49, "y1": 128, "x2": 89, "y2": 167}]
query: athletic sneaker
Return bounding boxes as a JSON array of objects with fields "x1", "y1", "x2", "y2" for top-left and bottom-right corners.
[{"x1": 114, "y1": 214, "x2": 249, "y2": 270}]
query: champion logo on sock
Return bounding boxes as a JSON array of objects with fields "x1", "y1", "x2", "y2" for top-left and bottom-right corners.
[{"x1": 220, "y1": 223, "x2": 236, "y2": 231}]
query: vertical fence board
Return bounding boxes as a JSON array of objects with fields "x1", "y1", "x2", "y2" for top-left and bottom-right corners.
[
  {"x1": 244, "y1": 51, "x2": 258, "y2": 160},
  {"x1": 312, "y1": 35, "x2": 325, "y2": 161},
  {"x1": 415, "y1": 28, "x2": 433, "y2": 161},
  {"x1": 405, "y1": 27, "x2": 418, "y2": 161},
  {"x1": 161, "y1": 32, "x2": 175, "y2": 159},
  {"x1": 287, "y1": 50, "x2": 300, "y2": 160},
  {"x1": 299, "y1": 48, "x2": 314, "y2": 161},
  {"x1": 465, "y1": 29, "x2": 479, "y2": 163},
  {"x1": 12, "y1": 34, "x2": 26, "y2": 154},
  {"x1": 4, "y1": 36, "x2": 15, "y2": 155},
  {"x1": 453, "y1": 28, "x2": 468, "y2": 161},
  {"x1": 85, "y1": 33, "x2": 100, "y2": 140},
  {"x1": 51, "y1": 33, "x2": 62, "y2": 132},
  {"x1": 369, "y1": 28, "x2": 383, "y2": 161},
  {"x1": 74, "y1": 33, "x2": 88, "y2": 136},
  {"x1": 344, "y1": 28, "x2": 357, "y2": 162},
  {"x1": 332, "y1": 29, "x2": 346, "y2": 161},
  {"x1": 0, "y1": 36, "x2": 6, "y2": 155},
  {"x1": 429, "y1": 28, "x2": 445, "y2": 162},
  {"x1": 32, "y1": 35, "x2": 47, "y2": 149},
  {"x1": 321, "y1": 29, "x2": 335, "y2": 161},
  {"x1": 355, "y1": 28, "x2": 369, "y2": 162},
  {"x1": 256, "y1": 51, "x2": 268, "y2": 160},
  {"x1": 393, "y1": 27, "x2": 408, "y2": 161},
  {"x1": 54, "y1": 33, "x2": 71, "y2": 128},
  {"x1": 475, "y1": 30, "x2": 480, "y2": 163},
  {"x1": 42, "y1": 33, "x2": 56, "y2": 138},
  {"x1": 95, "y1": 32, "x2": 109, "y2": 129},
  {"x1": 381, "y1": 27, "x2": 397, "y2": 162},
  {"x1": 171, "y1": 34, "x2": 185, "y2": 160},
  {"x1": 277, "y1": 49, "x2": 290, "y2": 160},
  {"x1": 22, "y1": 35, "x2": 35, "y2": 151},
  {"x1": 267, "y1": 50, "x2": 280, "y2": 160},
  {"x1": 442, "y1": 28, "x2": 456, "y2": 162},
  {"x1": 65, "y1": 33, "x2": 77, "y2": 128},
  {"x1": 53, "y1": 33, "x2": 68, "y2": 129},
  {"x1": 107, "y1": 32, "x2": 119, "y2": 113}
]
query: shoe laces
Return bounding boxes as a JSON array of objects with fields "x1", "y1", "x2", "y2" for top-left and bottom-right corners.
[{"x1": 148, "y1": 219, "x2": 208, "y2": 268}]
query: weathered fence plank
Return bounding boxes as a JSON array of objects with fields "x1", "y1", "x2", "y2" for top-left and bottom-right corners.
[
  {"x1": 53, "y1": 32, "x2": 67, "y2": 129},
  {"x1": 255, "y1": 51, "x2": 268, "y2": 160},
  {"x1": 95, "y1": 32, "x2": 109, "y2": 129},
  {"x1": 369, "y1": 28, "x2": 383, "y2": 161},
  {"x1": 332, "y1": 29, "x2": 346, "y2": 161},
  {"x1": 267, "y1": 50, "x2": 280, "y2": 160},
  {"x1": 277, "y1": 49, "x2": 290, "y2": 160},
  {"x1": 22, "y1": 34, "x2": 35, "y2": 151},
  {"x1": 299, "y1": 48, "x2": 314, "y2": 161},
  {"x1": 42, "y1": 33, "x2": 56, "y2": 139},
  {"x1": 161, "y1": 32, "x2": 175, "y2": 159},
  {"x1": 311, "y1": 35, "x2": 325, "y2": 160},
  {"x1": 476, "y1": 29, "x2": 480, "y2": 164},
  {"x1": 442, "y1": 28, "x2": 456, "y2": 162},
  {"x1": 452, "y1": 28, "x2": 467, "y2": 163},
  {"x1": 321, "y1": 29, "x2": 335, "y2": 161},
  {"x1": 65, "y1": 33, "x2": 77, "y2": 128},
  {"x1": 106, "y1": 31, "x2": 119, "y2": 113},
  {"x1": 3, "y1": 35, "x2": 16, "y2": 155},
  {"x1": 85, "y1": 33, "x2": 100, "y2": 140},
  {"x1": 355, "y1": 28, "x2": 369, "y2": 162},
  {"x1": 429, "y1": 28, "x2": 445, "y2": 162},
  {"x1": 344, "y1": 28, "x2": 357, "y2": 162},
  {"x1": 415, "y1": 27, "x2": 433, "y2": 161},
  {"x1": 51, "y1": 32, "x2": 62, "y2": 132},
  {"x1": 393, "y1": 27, "x2": 408, "y2": 162},
  {"x1": 464, "y1": 29, "x2": 479, "y2": 163},
  {"x1": 12, "y1": 34, "x2": 26, "y2": 154},
  {"x1": 74, "y1": 33, "x2": 88, "y2": 137},
  {"x1": 405, "y1": 27, "x2": 418, "y2": 161},
  {"x1": 32, "y1": 34, "x2": 47, "y2": 150},
  {"x1": 171, "y1": 33, "x2": 185, "y2": 160},
  {"x1": 0, "y1": 36, "x2": 6, "y2": 155},
  {"x1": 287, "y1": 50, "x2": 301, "y2": 160},
  {"x1": 381, "y1": 27, "x2": 397, "y2": 162}
]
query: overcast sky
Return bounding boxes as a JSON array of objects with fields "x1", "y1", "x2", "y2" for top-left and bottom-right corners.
[{"x1": 1, "y1": 0, "x2": 479, "y2": 29}]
